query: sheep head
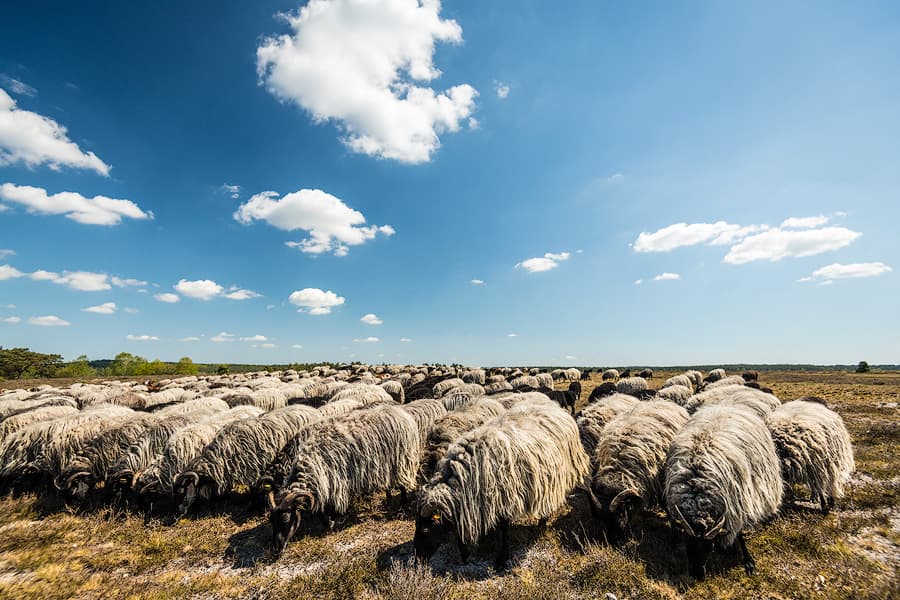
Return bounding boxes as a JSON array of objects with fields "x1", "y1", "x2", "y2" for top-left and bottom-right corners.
[
  {"x1": 413, "y1": 506, "x2": 451, "y2": 562},
  {"x1": 269, "y1": 490, "x2": 316, "y2": 557}
]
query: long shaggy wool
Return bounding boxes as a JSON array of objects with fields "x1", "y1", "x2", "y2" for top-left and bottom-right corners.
[
  {"x1": 601, "y1": 369, "x2": 619, "y2": 381},
  {"x1": 419, "y1": 399, "x2": 590, "y2": 545},
  {"x1": 0, "y1": 405, "x2": 79, "y2": 442},
  {"x1": 318, "y1": 399, "x2": 363, "y2": 419},
  {"x1": 592, "y1": 400, "x2": 690, "y2": 509},
  {"x1": 379, "y1": 380, "x2": 405, "y2": 404},
  {"x1": 282, "y1": 405, "x2": 421, "y2": 513},
  {"x1": 181, "y1": 405, "x2": 323, "y2": 496},
  {"x1": 432, "y1": 378, "x2": 465, "y2": 398},
  {"x1": 329, "y1": 384, "x2": 395, "y2": 405},
  {"x1": 703, "y1": 375, "x2": 746, "y2": 390},
  {"x1": 766, "y1": 400, "x2": 854, "y2": 504},
  {"x1": 494, "y1": 391, "x2": 555, "y2": 409},
  {"x1": 154, "y1": 397, "x2": 230, "y2": 417},
  {"x1": 420, "y1": 398, "x2": 507, "y2": 480},
  {"x1": 705, "y1": 368, "x2": 727, "y2": 383},
  {"x1": 616, "y1": 377, "x2": 649, "y2": 398},
  {"x1": 576, "y1": 393, "x2": 639, "y2": 457},
  {"x1": 685, "y1": 370, "x2": 704, "y2": 387},
  {"x1": 483, "y1": 380, "x2": 513, "y2": 395},
  {"x1": 655, "y1": 385, "x2": 694, "y2": 406},
  {"x1": 665, "y1": 405, "x2": 783, "y2": 546},
  {"x1": 685, "y1": 385, "x2": 780, "y2": 417},
  {"x1": 401, "y1": 399, "x2": 448, "y2": 440},
  {"x1": 662, "y1": 374, "x2": 693, "y2": 390}
]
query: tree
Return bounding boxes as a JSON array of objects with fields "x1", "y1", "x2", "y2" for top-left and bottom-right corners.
[
  {"x1": 57, "y1": 355, "x2": 97, "y2": 378},
  {"x1": 216, "y1": 364, "x2": 230, "y2": 375},
  {"x1": 0, "y1": 347, "x2": 63, "y2": 379},
  {"x1": 856, "y1": 361, "x2": 871, "y2": 373},
  {"x1": 175, "y1": 357, "x2": 198, "y2": 375},
  {"x1": 106, "y1": 352, "x2": 147, "y2": 376}
]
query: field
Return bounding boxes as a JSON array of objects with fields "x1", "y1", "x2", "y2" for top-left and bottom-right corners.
[{"x1": 0, "y1": 370, "x2": 897, "y2": 600}]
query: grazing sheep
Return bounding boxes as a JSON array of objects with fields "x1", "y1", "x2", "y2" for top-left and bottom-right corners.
[
  {"x1": 509, "y1": 375, "x2": 541, "y2": 391},
  {"x1": 615, "y1": 377, "x2": 649, "y2": 398},
  {"x1": 766, "y1": 400, "x2": 854, "y2": 513},
  {"x1": 414, "y1": 398, "x2": 590, "y2": 569},
  {"x1": 568, "y1": 381, "x2": 582, "y2": 403},
  {"x1": 702, "y1": 375, "x2": 746, "y2": 390},
  {"x1": 742, "y1": 370, "x2": 760, "y2": 382},
  {"x1": 638, "y1": 369, "x2": 654, "y2": 380},
  {"x1": 541, "y1": 387, "x2": 577, "y2": 414},
  {"x1": 330, "y1": 384, "x2": 395, "y2": 405},
  {"x1": 588, "y1": 401, "x2": 689, "y2": 541},
  {"x1": 685, "y1": 385, "x2": 780, "y2": 417},
  {"x1": 461, "y1": 369, "x2": 486, "y2": 385},
  {"x1": 704, "y1": 368, "x2": 727, "y2": 383},
  {"x1": 402, "y1": 399, "x2": 448, "y2": 441},
  {"x1": 433, "y1": 378, "x2": 465, "y2": 398},
  {"x1": 662, "y1": 374, "x2": 693, "y2": 390},
  {"x1": 0, "y1": 396, "x2": 77, "y2": 420},
  {"x1": 535, "y1": 373, "x2": 555, "y2": 389},
  {"x1": 564, "y1": 368, "x2": 582, "y2": 382},
  {"x1": 655, "y1": 385, "x2": 693, "y2": 406},
  {"x1": 685, "y1": 370, "x2": 704, "y2": 387},
  {"x1": 587, "y1": 382, "x2": 618, "y2": 404},
  {"x1": 0, "y1": 405, "x2": 79, "y2": 442},
  {"x1": 580, "y1": 370, "x2": 592, "y2": 381},
  {"x1": 576, "y1": 393, "x2": 639, "y2": 457},
  {"x1": 379, "y1": 380, "x2": 405, "y2": 404},
  {"x1": 620, "y1": 369, "x2": 632, "y2": 378},
  {"x1": 174, "y1": 405, "x2": 323, "y2": 514},
  {"x1": 420, "y1": 399, "x2": 506, "y2": 481},
  {"x1": 318, "y1": 399, "x2": 363, "y2": 419},
  {"x1": 484, "y1": 380, "x2": 513, "y2": 395},
  {"x1": 268, "y1": 405, "x2": 421, "y2": 555},
  {"x1": 665, "y1": 404, "x2": 783, "y2": 579},
  {"x1": 601, "y1": 369, "x2": 619, "y2": 381}
]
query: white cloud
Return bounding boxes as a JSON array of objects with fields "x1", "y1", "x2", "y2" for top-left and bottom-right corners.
[
  {"x1": 28, "y1": 315, "x2": 70, "y2": 326},
  {"x1": 515, "y1": 251, "x2": 570, "y2": 273},
  {"x1": 289, "y1": 287, "x2": 345, "y2": 315},
  {"x1": 565, "y1": 355, "x2": 576, "y2": 360},
  {"x1": 634, "y1": 222, "x2": 766, "y2": 253},
  {"x1": 256, "y1": 0, "x2": 477, "y2": 163},
  {"x1": 0, "y1": 89, "x2": 110, "y2": 174},
  {"x1": 781, "y1": 215, "x2": 829, "y2": 229},
  {"x1": 353, "y1": 336, "x2": 380, "y2": 343},
  {"x1": 221, "y1": 183, "x2": 241, "y2": 199},
  {"x1": 123, "y1": 307, "x2": 139, "y2": 314},
  {"x1": 260, "y1": 343, "x2": 277, "y2": 349},
  {"x1": 126, "y1": 334, "x2": 158, "y2": 341},
  {"x1": 291, "y1": 343, "x2": 303, "y2": 349},
  {"x1": 0, "y1": 183, "x2": 151, "y2": 225},
  {"x1": 211, "y1": 332, "x2": 236, "y2": 343},
  {"x1": 724, "y1": 227, "x2": 861, "y2": 264},
  {"x1": 399, "y1": 338, "x2": 412, "y2": 342},
  {"x1": 0, "y1": 249, "x2": 14, "y2": 259},
  {"x1": 818, "y1": 280, "x2": 834, "y2": 286},
  {"x1": 0, "y1": 264, "x2": 24, "y2": 280},
  {"x1": 495, "y1": 82, "x2": 510, "y2": 99},
  {"x1": 5, "y1": 304, "x2": 15, "y2": 309},
  {"x1": 236, "y1": 189, "x2": 394, "y2": 256},
  {"x1": 181, "y1": 336, "x2": 200, "y2": 342},
  {"x1": 154, "y1": 293, "x2": 180, "y2": 303},
  {"x1": 634, "y1": 279, "x2": 643, "y2": 285},
  {"x1": 82, "y1": 302, "x2": 117, "y2": 314},
  {"x1": 222, "y1": 287, "x2": 262, "y2": 300},
  {"x1": 2, "y1": 316, "x2": 20, "y2": 324},
  {"x1": 507, "y1": 333, "x2": 518, "y2": 337},
  {"x1": 799, "y1": 262, "x2": 892, "y2": 283},
  {"x1": 111, "y1": 276, "x2": 147, "y2": 288},
  {"x1": 1, "y1": 76, "x2": 37, "y2": 97},
  {"x1": 31, "y1": 270, "x2": 111, "y2": 291},
  {"x1": 653, "y1": 272, "x2": 680, "y2": 281},
  {"x1": 175, "y1": 279, "x2": 224, "y2": 300},
  {"x1": 360, "y1": 313, "x2": 383, "y2": 325},
  {"x1": 470, "y1": 279, "x2": 484, "y2": 285},
  {"x1": 241, "y1": 334, "x2": 268, "y2": 342}
]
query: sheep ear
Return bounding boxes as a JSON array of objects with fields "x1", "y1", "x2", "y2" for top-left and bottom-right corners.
[{"x1": 610, "y1": 489, "x2": 640, "y2": 513}]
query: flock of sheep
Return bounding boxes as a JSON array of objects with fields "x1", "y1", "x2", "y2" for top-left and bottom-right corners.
[{"x1": 0, "y1": 365, "x2": 854, "y2": 580}]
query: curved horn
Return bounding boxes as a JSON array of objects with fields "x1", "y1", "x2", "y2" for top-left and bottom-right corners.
[
  {"x1": 704, "y1": 513, "x2": 727, "y2": 540},
  {"x1": 609, "y1": 488, "x2": 640, "y2": 513},
  {"x1": 672, "y1": 502, "x2": 696, "y2": 537},
  {"x1": 176, "y1": 471, "x2": 199, "y2": 487},
  {"x1": 298, "y1": 491, "x2": 316, "y2": 511},
  {"x1": 138, "y1": 481, "x2": 159, "y2": 496},
  {"x1": 266, "y1": 490, "x2": 277, "y2": 511}
]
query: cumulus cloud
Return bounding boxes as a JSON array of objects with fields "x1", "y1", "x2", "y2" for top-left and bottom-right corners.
[
  {"x1": 82, "y1": 302, "x2": 116, "y2": 314},
  {"x1": 353, "y1": 336, "x2": 380, "y2": 343},
  {"x1": 29, "y1": 315, "x2": 70, "y2": 326},
  {"x1": 289, "y1": 287, "x2": 345, "y2": 315},
  {"x1": 724, "y1": 227, "x2": 861, "y2": 264},
  {"x1": 799, "y1": 262, "x2": 892, "y2": 284},
  {"x1": 470, "y1": 279, "x2": 484, "y2": 285},
  {"x1": 221, "y1": 183, "x2": 241, "y2": 199},
  {"x1": 360, "y1": 313, "x2": 383, "y2": 325},
  {"x1": 175, "y1": 279, "x2": 224, "y2": 300},
  {"x1": 399, "y1": 338, "x2": 412, "y2": 342},
  {"x1": 241, "y1": 334, "x2": 268, "y2": 342},
  {"x1": 236, "y1": 189, "x2": 394, "y2": 256},
  {"x1": 0, "y1": 183, "x2": 151, "y2": 225},
  {"x1": 291, "y1": 343, "x2": 303, "y2": 349},
  {"x1": 256, "y1": 0, "x2": 477, "y2": 163},
  {"x1": 112, "y1": 276, "x2": 147, "y2": 288},
  {"x1": 259, "y1": 343, "x2": 277, "y2": 349},
  {"x1": 633, "y1": 222, "x2": 766, "y2": 253},
  {"x1": 653, "y1": 272, "x2": 680, "y2": 281},
  {"x1": 495, "y1": 82, "x2": 510, "y2": 99},
  {"x1": 31, "y1": 270, "x2": 111, "y2": 291},
  {"x1": 2, "y1": 316, "x2": 21, "y2": 324},
  {"x1": 222, "y1": 287, "x2": 263, "y2": 300},
  {"x1": 0, "y1": 89, "x2": 110, "y2": 174},
  {"x1": 515, "y1": 252, "x2": 570, "y2": 273},
  {"x1": 154, "y1": 293, "x2": 180, "y2": 303},
  {"x1": 507, "y1": 333, "x2": 518, "y2": 337},
  {"x1": 1, "y1": 76, "x2": 37, "y2": 97},
  {"x1": 634, "y1": 279, "x2": 643, "y2": 285},
  {"x1": 0, "y1": 264, "x2": 24, "y2": 280},
  {"x1": 126, "y1": 334, "x2": 158, "y2": 341},
  {"x1": 0, "y1": 249, "x2": 14, "y2": 259},
  {"x1": 181, "y1": 336, "x2": 200, "y2": 342},
  {"x1": 211, "y1": 332, "x2": 236, "y2": 343},
  {"x1": 781, "y1": 215, "x2": 829, "y2": 229}
]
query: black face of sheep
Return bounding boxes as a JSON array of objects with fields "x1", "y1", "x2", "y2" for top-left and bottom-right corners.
[
  {"x1": 107, "y1": 472, "x2": 134, "y2": 503},
  {"x1": 592, "y1": 485, "x2": 639, "y2": 542},
  {"x1": 56, "y1": 471, "x2": 94, "y2": 501},
  {"x1": 413, "y1": 509, "x2": 451, "y2": 562},
  {"x1": 588, "y1": 382, "x2": 617, "y2": 403},
  {"x1": 173, "y1": 471, "x2": 214, "y2": 516},
  {"x1": 267, "y1": 490, "x2": 315, "y2": 556}
]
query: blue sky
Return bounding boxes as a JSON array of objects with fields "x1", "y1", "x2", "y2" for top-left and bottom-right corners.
[{"x1": 1, "y1": 1, "x2": 898, "y2": 366}]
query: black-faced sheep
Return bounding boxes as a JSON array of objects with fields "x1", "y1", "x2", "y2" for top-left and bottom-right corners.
[
  {"x1": 615, "y1": 377, "x2": 649, "y2": 398},
  {"x1": 601, "y1": 369, "x2": 619, "y2": 381},
  {"x1": 586, "y1": 382, "x2": 617, "y2": 404},
  {"x1": 419, "y1": 398, "x2": 506, "y2": 481}
]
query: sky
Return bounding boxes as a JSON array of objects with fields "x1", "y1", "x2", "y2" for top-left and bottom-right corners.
[{"x1": 1, "y1": 0, "x2": 898, "y2": 366}]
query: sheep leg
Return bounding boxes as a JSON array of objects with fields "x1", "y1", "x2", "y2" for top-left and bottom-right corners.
[
  {"x1": 494, "y1": 518, "x2": 510, "y2": 571},
  {"x1": 685, "y1": 536, "x2": 712, "y2": 580},
  {"x1": 737, "y1": 532, "x2": 755, "y2": 575},
  {"x1": 457, "y1": 539, "x2": 469, "y2": 563},
  {"x1": 819, "y1": 494, "x2": 830, "y2": 515},
  {"x1": 385, "y1": 489, "x2": 392, "y2": 507},
  {"x1": 399, "y1": 487, "x2": 408, "y2": 506}
]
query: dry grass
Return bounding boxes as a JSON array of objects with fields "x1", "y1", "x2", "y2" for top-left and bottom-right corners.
[{"x1": 0, "y1": 370, "x2": 897, "y2": 599}]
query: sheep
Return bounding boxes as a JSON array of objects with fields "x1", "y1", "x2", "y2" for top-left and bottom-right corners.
[
  {"x1": 685, "y1": 385, "x2": 780, "y2": 417},
  {"x1": 601, "y1": 369, "x2": 619, "y2": 381},
  {"x1": 704, "y1": 368, "x2": 727, "y2": 383},
  {"x1": 154, "y1": 397, "x2": 230, "y2": 417},
  {"x1": 665, "y1": 404, "x2": 783, "y2": 579},
  {"x1": 541, "y1": 387, "x2": 577, "y2": 414},
  {"x1": 174, "y1": 405, "x2": 323, "y2": 515},
  {"x1": 509, "y1": 375, "x2": 541, "y2": 390},
  {"x1": 564, "y1": 368, "x2": 582, "y2": 382},
  {"x1": 702, "y1": 375, "x2": 746, "y2": 390},
  {"x1": 267, "y1": 404, "x2": 421, "y2": 556},
  {"x1": 0, "y1": 405, "x2": 79, "y2": 442},
  {"x1": 379, "y1": 380, "x2": 405, "y2": 404},
  {"x1": 615, "y1": 377, "x2": 649, "y2": 398},
  {"x1": 414, "y1": 398, "x2": 590, "y2": 570},
  {"x1": 575, "y1": 393, "x2": 639, "y2": 457},
  {"x1": 483, "y1": 380, "x2": 513, "y2": 395},
  {"x1": 401, "y1": 399, "x2": 448, "y2": 441},
  {"x1": 742, "y1": 370, "x2": 760, "y2": 382},
  {"x1": 620, "y1": 369, "x2": 632, "y2": 378},
  {"x1": 638, "y1": 369, "x2": 654, "y2": 379},
  {"x1": 55, "y1": 413, "x2": 159, "y2": 499},
  {"x1": 461, "y1": 369, "x2": 486, "y2": 385},
  {"x1": 586, "y1": 382, "x2": 618, "y2": 404},
  {"x1": 0, "y1": 395, "x2": 77, "y2": 419},
  {"x1": 568, "y1": 381, "x2": 582, "y2": 403},
  {"x1": 317, "y1": 398, "x2": 363, "y2": 419},
  {"x1": 662, "y1": 374, "x2": 693, "y2": 390},
  {"x1": 587, "y1": 401, "x2": 689, "y2": 541},
  {"x1": 766, "y1": 400, "x2": 854, "y2": 513},
  {"x1": 580, "y1": 370, "x2": 592, "y2": 381},
  {"x1": 655, "y1": 384, "x2": 693, "y2": 406},
  {"x1": 330, "y1": 384, "x2": 395, "y2": 405},
  {"x1": 535, "y1": 373, "x2": 554, "y2": 389},
  {"x1": 420, "y1": 399, "x2": 506, "y2": 481},
  {"x1": 685, "y1": 370, "x2": 704, "y2": 387},
  {"x1": 433, "y1": 378, "x2": 465, "y2": 398}
]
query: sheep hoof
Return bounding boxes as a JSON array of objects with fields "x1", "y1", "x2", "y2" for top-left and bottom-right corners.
[{"x1": 744, "y1": 560, "x2": 756, "y2": 576}]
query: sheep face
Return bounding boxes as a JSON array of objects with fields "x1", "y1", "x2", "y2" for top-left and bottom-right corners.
[
  {"x1": 685, "y1": 535, "x2": 714, "y2": 580},
  {"x1": 671, "y1": 488, "x2": 726, "y2": 541},
  {"x1": 174, "y1": 471, "x2": 214, "y2": 516},
  {"x1": 58, "y1": 471, "x2": 94, "y2": 500},
  {"x1": 268, "y1": 490, "x2": 315, "y2": 556},
  {"x1": 592, "y1": 482, "x2": 639, "y2": 542},
  {"x1": 413, "y1": 508, "x2": 451, "y2": 562}
]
